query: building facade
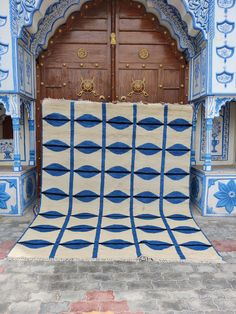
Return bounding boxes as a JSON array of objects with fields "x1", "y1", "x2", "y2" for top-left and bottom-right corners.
[{"x1": 0, "y1": 0, "x2": 235, "y2": 216}]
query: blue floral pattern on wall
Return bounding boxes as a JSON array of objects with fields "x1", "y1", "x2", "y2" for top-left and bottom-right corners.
[
  {"x1": 216, "y1": 0, "x2": 235, "y2": 87},
  {"x1": 214, "y1": 180, "x2": 236, "y2": 214},
  {"x1": 0, "y1": 183, "x2": 10, "y2": 209},
  {"x1": 16, "y1": 0, "x2": 36, "y2": 22}
]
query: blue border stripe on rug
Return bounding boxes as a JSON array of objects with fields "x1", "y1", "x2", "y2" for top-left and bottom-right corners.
[
  {"x1": 159, "y1": 105, "x2": 185, "y2": 260},
  {"x1": 92, "y1": 103, "x2": 107, "y2": 258},
  {"x1": 49, "y1": 102, "x2": 75, "y2": 259},
  {"x1": 130, "y1": 104, "x2": 141, "y2": 257}
]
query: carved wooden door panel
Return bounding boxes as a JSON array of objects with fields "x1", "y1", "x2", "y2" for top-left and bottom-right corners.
[
  {"x1": 37, "y1": 0, "x2": 112, "y2": 102},
  {"x1": 115, "y1": 0, "x2": 187, "y2": 103}
]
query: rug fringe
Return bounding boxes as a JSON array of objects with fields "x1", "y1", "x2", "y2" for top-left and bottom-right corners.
[{"x1": 6, "y1": 256, "x2": 224, "y2": 264}]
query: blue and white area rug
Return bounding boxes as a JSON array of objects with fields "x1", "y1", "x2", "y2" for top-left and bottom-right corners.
[{"x1": 9, "y1": 100, "x2": 221, "y2": 262}]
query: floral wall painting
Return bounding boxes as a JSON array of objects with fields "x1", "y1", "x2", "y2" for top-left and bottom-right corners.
[
  {"x1": 0, "y1": 182, "x2": 10, "y2": 209},
  {"x1": 214, "y1": 180, "x2": 236, "y2": 214}
]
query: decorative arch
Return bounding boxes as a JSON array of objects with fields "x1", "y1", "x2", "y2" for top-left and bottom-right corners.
[
  {"x1": 16, "y1": 0, "x2": 204, "y2": 59},
  {"x1": 17, "y1": 0, "x2": 208, "y2": 37},
  {"x1": 215, "y1": 97, "x2": 236, "y2": 117}
]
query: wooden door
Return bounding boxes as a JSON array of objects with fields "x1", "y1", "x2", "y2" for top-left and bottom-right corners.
[
  {"x1": 36, "y1": 0, "x2": 188, "y2": 188},
  {"x1": 115, "y1": 0, "x2": 187, "y2": 103}
]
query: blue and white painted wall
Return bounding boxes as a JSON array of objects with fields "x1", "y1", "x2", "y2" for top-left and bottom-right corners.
[{"x1": 212, "y1": 0, "x2": 236, "y2": 94}]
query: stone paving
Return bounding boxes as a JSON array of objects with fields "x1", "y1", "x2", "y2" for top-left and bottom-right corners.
[{"x1": 0, "y1": 208, "x2": 236, "y2": 314}]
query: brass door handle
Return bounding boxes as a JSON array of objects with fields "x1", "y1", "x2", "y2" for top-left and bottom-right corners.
[
  {"x1": 77, "y1": 77, "x2": 99, "y2": 98},
  {"x1": 127, "y1": 78, "x2": 149, "y2": 97}
]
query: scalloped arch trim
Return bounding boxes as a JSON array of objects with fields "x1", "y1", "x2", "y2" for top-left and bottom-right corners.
[{"x1": 18, "y1": 0, "x2": 202, "y2": 58}]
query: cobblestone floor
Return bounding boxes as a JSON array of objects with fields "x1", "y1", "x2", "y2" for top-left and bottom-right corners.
[{"x1": 0, "y1": 208, "x2": 236, "y2": 314}]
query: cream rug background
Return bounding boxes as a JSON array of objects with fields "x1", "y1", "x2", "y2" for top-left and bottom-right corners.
[{"x1": 9, "y1": 100, "x2": 221, "y2": 262}]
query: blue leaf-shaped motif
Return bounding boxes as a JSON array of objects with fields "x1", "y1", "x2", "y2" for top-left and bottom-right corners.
[
  {"x1": 135, "y1": 214, "x2": 160, "y2": 220},
  {"x1": 19, "y1": 240, "x2": 53, "y2": 249},
  {"x1": 164, "y1": 192, "x2": 188, "y2": 204},
  {"x1": 73, "y1": 213, "x2": 97, "y2": 219},
  {"x1": 106, "y1": 166, "x2": 130, "y2": 178},
  {"x1": 0, "y1": 16, "x2": 7, "y2": 27},
  {"x1": 140, "y1": 240, "x2": 172, "y2": 250},
  {"x1": 30, "y1": 225, "x2": 60, "y2": 232},
  {"x1": 39, "y1": 211, "x2": 65, "y2": 219},
  {"x1": 67, "y1": 225, "x2": 95, "y2": 232},
  {"x1": 172, "y1": 226, "x2": 200, "y2": 234},
  {"x1": 105, "y1": 190, "x2": 129, "y2": 203},
  {"x1": 76, "y1": 114, "x2": 101, "y2": 128},
  {"x1": 103, "y1": 224, "x2": 130, "y2": 232},
  {"x1": 43, "y1": 140, "x2": 69, "y2": 152},
  {"x1": 107, "y1": 142, "x2": 131, "y2": 155},
  {"x1": 136, "y1": 143, "x2": 161, "y2": 155},
  {"x1": 61, "y1": 240, "x2": 92, "y2": 249},
  {"x1": 105, "y1": 214, "x2": 129, "y2": 219},
  {"x1": 165, "y1": 168, "x2": 188, "y2": 180},
  {"x1": 42, "y1": 188, "x2": 68, "y2": 200},
  {"x1": 217, "y1": 20, "x2": 235, "y2": 35},
  {"x1": 135, "y1": 167, "x2": 160, "y2": 180},
  {"x1": 43, "y1": 113, "x2": 69, "y2": 127},
  {"x1": 75, "y1": 165, "x2": 100, "y2": 178},
  {"x1": 137, "y1": 225, "x2": 165, "y2": 233},
  {"x1": 168, "y1": 119, "x2": 191, "y2": 132},
  {"x1": 43, "y1": 164, "x2": 69, "y2": 176},
  {"x1": 134, "y1": 192, "x2": 158, "y2": 203},
  {"x1": 101, "y1": 239, "x2": 133, "y2": 249},
  {"x1": 0, "y1": 69, "x2": 8, "y2": 82},
  {"x1": 75, "y1": 141, "x2": 101, "y2": 154},
  {"x1": 108, "y1": 116, "x2": 132, "y2": 129},
  {"x1": 216, "y1": 71, "x2": 234, "y2": 85},
  {"x1": 167, "y1": 214, "x2": 191, "y2": 221},
  {"x1": 0, "y1": 43, "x2": 9, "y2": 56},
  {"x1": 166, "y1": 144, "x2": 190, "y2": 156},
  {"x1": 181, "y1": 241, "x2": 211, "y2": 251},
  {"x1": 137, "y1": 117, "x2": 163, "y2": 131},
  {"x1": 74, "y1": 190, "x2": 99, "y2": 202}
]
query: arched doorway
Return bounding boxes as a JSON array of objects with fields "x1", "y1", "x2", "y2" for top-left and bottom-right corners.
[{"x1": 36, "y1": 0, "x2": 188, "y2": 186}]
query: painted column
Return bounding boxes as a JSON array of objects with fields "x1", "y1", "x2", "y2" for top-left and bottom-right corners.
[
  {"x1": 190, "y1": 104, "x2": 199, "y2": 165},
  {"x1": 28, "y1": 102, "x2": 36, "y2": 166},
  {"x1": 203, "y1": 118, "x2": 213, "y2": 171},
  {"x1": 10, "y1": 95, "x2": 22, "y2": 172},
  {"x1": 12, "y1": 116, "x2": 22, "y2": 171}
]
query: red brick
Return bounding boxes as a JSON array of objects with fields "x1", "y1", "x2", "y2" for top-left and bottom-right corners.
[
  {"x1": 86, "y1": 290, "x2": 115, "y2": 301},
  {"x1": 0, "y1": 241, "x2": 15, "y2": 259},
  {"x1": 116, "y1": 312, "x2": 144, "y2": 314},
  {"x1": 212, "y1": 240, "x2": 236, "y2": 252},
  {"x1": 70, "y1": 301, "x2": 100, "y2": 312},
  {"x1": 0, "y1": 241, "x2": 15, "y2": 249},
  {"x1": 100, "y1": 301, "x2": 129, "y2": 312}
]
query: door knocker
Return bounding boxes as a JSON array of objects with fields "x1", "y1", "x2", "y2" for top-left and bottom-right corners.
[
  {"x1": 77, "y1": 77, "x2": 99, "y2": 97},
  {"x1": 127, "y1": 78, "x2": 149, "y2": 97}
]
